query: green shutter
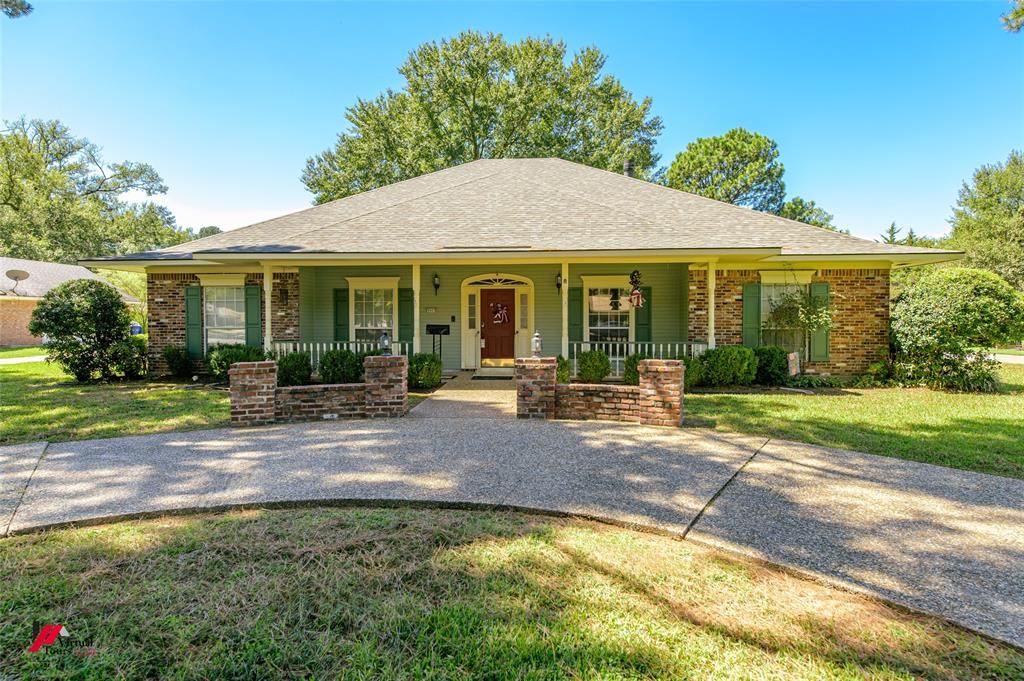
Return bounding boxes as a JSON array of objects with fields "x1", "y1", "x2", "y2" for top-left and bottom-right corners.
[
  {"x1": 635, "y1": 287, "x2": 652, "y2": 342},
  {"x1": 568, "y1": 287, "x2": 583, "y2": 346},
  {"x1": 244, "y1": 285, "x2": 262, "y2": 347},
  {"x1": 809, "y1": 282, "x2": 830, "y2": 362},
  {"x1": 333, "y1": 288, "x2": 349, "y2": 342},
  {"x1": 184, "y1": 286, "x2": 202, "y2": 358},
  {"x1": 741, "y1": 283, "x2": 761, "y2": 348},
  {"x1": 397, "y1": 288, "x2": 414, "y2": 343}
]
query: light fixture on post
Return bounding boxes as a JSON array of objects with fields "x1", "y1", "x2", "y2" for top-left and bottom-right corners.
[
  {"x1": 432, "y1": 273, "x2": 440, "y2": 295},
  {"x1": 555, "y1": 273, "x2": 562, "y2": 293},
  {"x1": 379, "y1": 330, "x2": 392, "y2": 356},
  {"x1": 531, "y1": 331, "x2": 542, "y2": 358}
]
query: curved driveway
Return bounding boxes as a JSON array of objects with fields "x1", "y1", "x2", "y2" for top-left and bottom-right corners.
[{"x1": 2, "y1": 383, "x2": 1022, "y2": 648}]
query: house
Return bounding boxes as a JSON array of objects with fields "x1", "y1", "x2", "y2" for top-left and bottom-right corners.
[
  {"x1": 81, "y1": 158, "x2": 960, "y2": 377},
  {"x1": 0, "y1": 256, "x2": 139, "y2": 347}
]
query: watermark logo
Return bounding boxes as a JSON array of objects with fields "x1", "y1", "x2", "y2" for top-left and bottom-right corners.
[{"x1": 28, "y1": 623, "x2": 69, "y2": 652}]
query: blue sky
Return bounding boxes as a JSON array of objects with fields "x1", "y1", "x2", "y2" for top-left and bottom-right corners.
[{"x1": 2, "y1": 1, "x2": 1022, "y2": 241}]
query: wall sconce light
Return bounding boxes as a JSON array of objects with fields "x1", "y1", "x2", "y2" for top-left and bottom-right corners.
[
  {"x1": 432, "y1": 273, "x2": 440, "y2": 295},
  {"x1": 555, "y1": 273, "x2": 563, "y2": 293}
]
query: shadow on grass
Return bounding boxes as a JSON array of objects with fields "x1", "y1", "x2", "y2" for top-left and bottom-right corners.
[{"x1": 2, "y1": 508, "x2": 1020, "y2": 679}]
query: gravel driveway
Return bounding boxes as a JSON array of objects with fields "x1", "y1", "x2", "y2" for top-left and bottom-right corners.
[{"x1": 2, "y1": 404, "x2": 1022, "y2": 647}]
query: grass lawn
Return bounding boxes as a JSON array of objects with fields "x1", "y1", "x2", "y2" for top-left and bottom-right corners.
[
  {"x1": 0, "y1": 361, "x2": 229, "y2": 445},
  {"x1": 0, "y1": 345, "x2": 46, "y2": 359},
  {"x1": 686, "y1": 364, "x2": 1024, "y2": 480},
  {"x1": 990, "y1": 347, "x2": 1024, "y2": 357},
  {"x1": 1, "y1": 508, "x2": 1020, "y2": 679}
]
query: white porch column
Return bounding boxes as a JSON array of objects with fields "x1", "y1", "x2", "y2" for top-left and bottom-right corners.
[
  {"x1": 262, "y1": 262, "x2": 273, "y2": 351},
  {"x1": 560, "y1": 261, "x2": 569, "y2": 357},
  {"x1": 412, "y1": 263, "x2": 421, "y2": 354},
  {"x1": 706, "y1": 265, "x2": 716, "y2": 349}
]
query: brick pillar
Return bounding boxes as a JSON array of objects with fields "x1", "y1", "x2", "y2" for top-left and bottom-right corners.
[
  {"x1": 515, "y1": 357, "x2": 556, "y2": 419},
  {"x1": 638, "y1": 359, "x2": 684, "y2": 427},
  {"x1": 228, "y1": 361, "x2": 278, "y2": 426},
  {"x1": 363, "y1": 355, "x2": 408, "y2": 418}
]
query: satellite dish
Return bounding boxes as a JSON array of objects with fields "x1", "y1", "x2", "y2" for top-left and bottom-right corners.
[{"x1": 5, "y1": 269, "x2": 29, "y2": 282}]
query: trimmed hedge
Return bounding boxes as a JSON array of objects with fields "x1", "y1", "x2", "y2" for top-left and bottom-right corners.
[
  {"x1": 207, "y1": 344, "x2": 268, "y2": 382},
  {"x1": 622, "y1": 353, "x2": 649, "y2": 386},
  {"x1": 753, "y1": 345, "x2": 789, "y2": 386},
  {"x1": 680, "y1": 355, "x2": 704, "y2": 388},
  {"x1": 162, "y1": 345, "x2": 192, "y2": 379},
  {"x1": 319, "y1": 349, "x2": 362, "y2": 384},
  {"x1": 701, "y1": 346, "x2": 757, "y2": 386},
  {"x1": 278, "y1": 351, "x2": 313, "y2": 387},
  {"x1": 576, "y1": 349, "x2": 612, "y2": 384},
  {"x1": 408, "y1": 352, "x2": 443, "y2": 389},
  {"x1": 556, "y1": 355, "x2": 570, "y2": 384}
]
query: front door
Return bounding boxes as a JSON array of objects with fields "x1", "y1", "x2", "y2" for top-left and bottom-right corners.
[{"x1": 480, "y1": 289, "x2": 516, "y2": 366}]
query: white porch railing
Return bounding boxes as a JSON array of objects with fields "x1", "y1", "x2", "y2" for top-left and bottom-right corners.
[
  {"x1": 271, "y1": 340, "x2": 412, "y2": 371},
  {"x1": 568, "y1": 341, "x2": 707, "y2": 378}
]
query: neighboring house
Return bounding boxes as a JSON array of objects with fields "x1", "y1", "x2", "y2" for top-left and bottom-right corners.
[
  {"x1": 0, "y1": 257, "x2": 139, "y2": 347},
  {"x1": 82, "y1": 158, "x2": 960, "y2": 377}
]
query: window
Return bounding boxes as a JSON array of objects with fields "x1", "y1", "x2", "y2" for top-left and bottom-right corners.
[
  {"x1": 204, "y1": 286, "x2": 246, "y2": 349},
  {"x1": 353, "y1": 288, "x2": 394, "y2": 342},
  {"x1": 761, "y1": 284, "x2": 805, "y2": 354},
  {"x1": 520, "y1": 293, "x2": 528, "y2": 328},
  {"x1": 587, "y1": 288, "x2": 632, "y2": 343},
  {"x1": 467, "y1": 293, "x2": 476, "y2": 330}
]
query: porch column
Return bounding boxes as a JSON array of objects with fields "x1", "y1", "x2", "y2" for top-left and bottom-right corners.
[
  {"x1": 560, "y1": 261, "x2": 569, "y2": 357},
  {"x1": 706, "y1": 265, "x2": 716, "y2": 349},
  {"x1": 412, "y1": 263, "x2": 421, "y2": 354},
  {"x1": 262, "y1": 262, "x2": 273, "y2": 351}
]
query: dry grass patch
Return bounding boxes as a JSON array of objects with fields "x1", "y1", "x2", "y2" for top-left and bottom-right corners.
[{"x1": 1, "y1": 508, "x2": 1020, "y2": 679}]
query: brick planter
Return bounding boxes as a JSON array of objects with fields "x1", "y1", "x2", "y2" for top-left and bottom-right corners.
[
  {"x1": 228, "y1": 355, "x2": 409, "y2": 426},
  {"x1": 517, "y1": 357, "x2": 684, "y2": 427}
]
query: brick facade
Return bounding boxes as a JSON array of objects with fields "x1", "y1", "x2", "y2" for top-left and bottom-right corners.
[
  {"x1": 228, "y1": 355, "x2": 408, "y2": 425},
  {"x1": 0, "y1": 298, "x2": 41, "y2": 347},
  {"x1": 147, "y1": 272, "x2": 300, "y2": 375},
  {"x1": 688, "y1": 268, "x2": 890, "y2": 375},
  {"x1": 518, "y1": 358, "x2": 684, "y2": 426}
]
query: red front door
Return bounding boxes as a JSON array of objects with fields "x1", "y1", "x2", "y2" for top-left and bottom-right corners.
[{"x1": 481, "y1": 289, "x2": 516, "y2": 364}]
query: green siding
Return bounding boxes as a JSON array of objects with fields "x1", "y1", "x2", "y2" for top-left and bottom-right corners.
[
  {"x1": 299, "y1": 266, "x2": 412, "y2": 343},
  {"x1": 568, "y1": 263, "x2": 687, "y2": 343}
]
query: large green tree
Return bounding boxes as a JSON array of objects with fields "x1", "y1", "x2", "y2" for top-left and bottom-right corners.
[
  {"x1": 303, "y1": 31, "x2": 662, "y2": 203},
  {"x1": 1003, "y1": 0, "x2": 1024, "y2": 31},
  {"x1": 948, "y1": 150, "x2": 1024, "y2": 291},
  {"x1": 0, "y1": 119, "x2": 191, "y2": 263},
  {"x1": 777, "y1": 196, "x2": 840, "y2": 231},
  {"x1": 1, "y1": 0, "x2": 31, "y2": 18},
  {"x1": 665, "y1": 128, "x2": 786, "y2": 213}
]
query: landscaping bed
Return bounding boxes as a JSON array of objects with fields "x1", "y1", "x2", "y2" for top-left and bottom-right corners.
[{"x1": 2, "y1": 507, "x2": 1021, "y2": 679}]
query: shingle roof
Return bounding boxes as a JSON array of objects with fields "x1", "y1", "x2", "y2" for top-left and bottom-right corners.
[
  {"x1": 0, "y1": 256, "x2": 139, "y2": 302},
  {"x1": 95, "y1": 158, "x2": 959, "y2": 260}
]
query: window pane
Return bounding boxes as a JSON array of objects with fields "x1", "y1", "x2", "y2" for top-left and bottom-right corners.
[
  {"x1": 467, "y1": 294, "x2": 476, "y2": 329},
  {"x1": 587, "y1": 288, "x2": 630, "y2": 343},
  {"x1": 520, "y1": 294, "x2": 528, "y2": 328},
  {"x1": 761, "y1": 283, "x2": 806, "y2": 354},
  {"x1": 353, "y1": 288, "x2": 394, "y2": 341},
  {"x1": 207, "y1": 327, "x2": 246, "y2": 347},
  {"x1": 204, "y1": 287, "x2": 246, "y2": 349}
]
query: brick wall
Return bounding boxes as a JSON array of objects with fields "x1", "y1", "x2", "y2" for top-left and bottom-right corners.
[
  {"x1": 276, "y1": 383, "x2": 365, "y2": 421},
  {"x1": 519, "y1": 358, "x2": 684, "y2": 427},
  {"x1": 687, "y1": 268, "x2": 891, "y2": 375},
  {"x1": 229, "y1": 355, "x2": 408, "y2": 426},
  {"x1": 0, "y1": 298, "x2": 41, "y2": 347},
  {"x1": 147, "y1": 271, "x2": 300, "y2": 375}
]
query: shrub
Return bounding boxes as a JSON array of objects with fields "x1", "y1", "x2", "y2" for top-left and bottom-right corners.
[
  {"x1": 28, "y1": 279, "x2": 132, "y2": 382},
  {"x1": 701, "y1": 346, "x2": 757, "y2": 386},
  {"x1": 752, "y1": 345, "x2": 789, "y2": 386},
  {"x1": 319, "y1": 349, "x2": 362, "y2": 384},
  {"x1": 408, "y1": 352, "x2": 443, "y2": 389},
  {"x1": 110, "y1": 335, "x2": 148, "y2": 379},
  {"x1": 277, "y1": 351, "x2": 313, "y2": 387},
  {"x1": 576, "y1": 349, "x2": 611, "y2": 383},
  {"x1": 891, "y1": 268, "x2": 1024, "y2": 391},
  {"x1": 680, "y1": 355, "x2": 703, "y2": 388},
  {"x1": 622, "y1": 353, "x2": 649, "y2": 386},
  {"x1": 556, "y1": 355, "x2": 570, "y2": 383},
  {"x1": 162, "y1": 345, "x2": 193, "y2": 379},
  {"x1": 207, "y1": 344, "x2": 267, "y2": 382}
]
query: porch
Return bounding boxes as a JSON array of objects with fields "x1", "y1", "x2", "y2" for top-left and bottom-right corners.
[{"x1": 257, "y1": 261, "x2": 713, "y2": 378}]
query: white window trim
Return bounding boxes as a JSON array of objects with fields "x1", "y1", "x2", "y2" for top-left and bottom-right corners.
[
  {"x1": 203, "y1": 285, "x2": 247, "y2": 352},
  {"x1": 345, "y1": 276, "x2": 399, "y2": 343},
  {"x1": 580, "y1": 275, "x2": 635, "y2": 344}
]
